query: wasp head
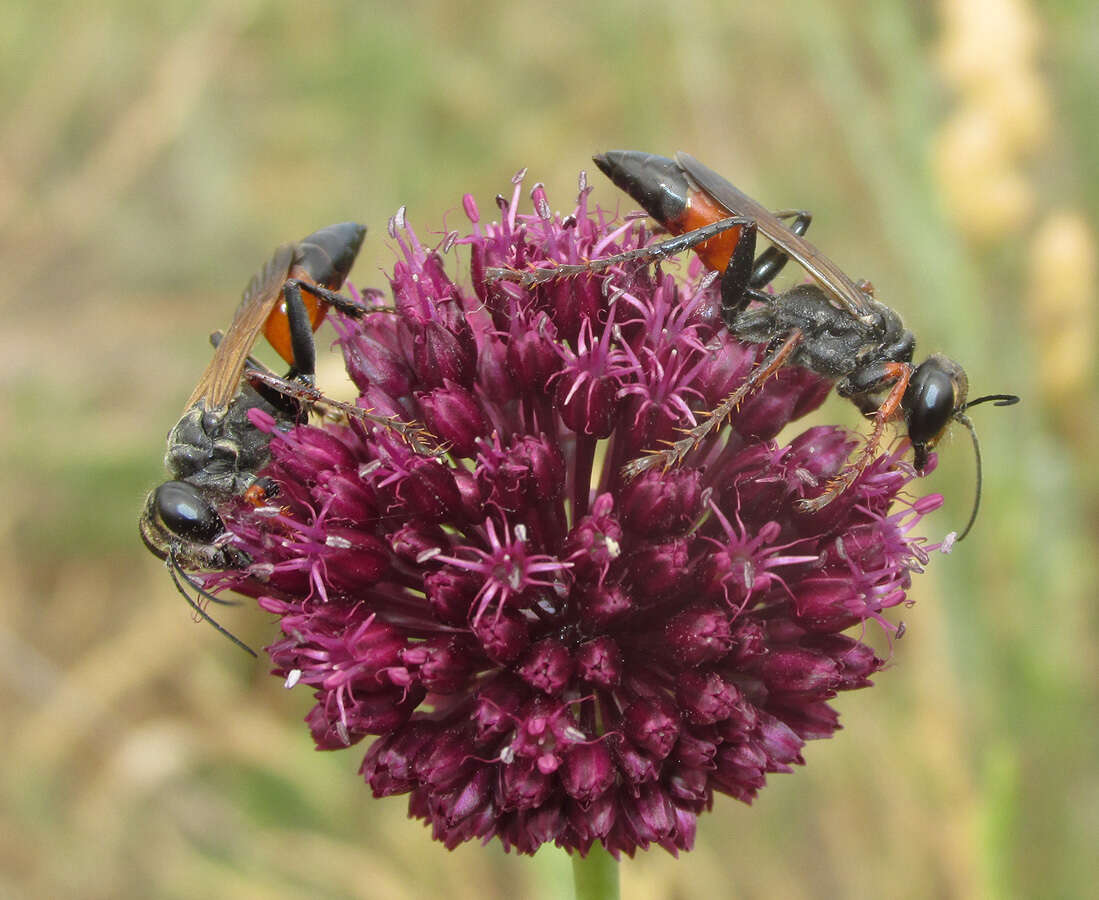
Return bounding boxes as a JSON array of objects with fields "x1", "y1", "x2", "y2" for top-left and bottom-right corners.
[
  {"x1": 901, "y1": 354, "x2": 1019, "y2": 540},
  {"x1": 139, "y1": 480, "x2": 257, "y2": 656},
  {"x1": 139, "y1": 480, "x2": 248, "y2": 570},
  {"x1": 901, "y1": 354, "x2": 969, "y2": 472}
]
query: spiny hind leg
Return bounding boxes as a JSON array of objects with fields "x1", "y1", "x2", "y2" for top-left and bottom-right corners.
[
  {"x1": 484, "y1": 216, "x2": 756, "y2": 286},
  {"x1": 796, "y1": 362, "x2": 911, "y2": 512},
  {"x1": 244, "y1": 369, "x2": 439, "y2": 456},
  {"x1": 622, "y1": 329, "x2": 804, "y2": 480}
]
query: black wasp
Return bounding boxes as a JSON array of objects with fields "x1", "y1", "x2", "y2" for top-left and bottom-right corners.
[
  {"x1": 490, "y1": 151, "x2": 1018, "y2": 539},
  {"x1": 140, "y1": 223, "x2": 424, "y2": 654}
]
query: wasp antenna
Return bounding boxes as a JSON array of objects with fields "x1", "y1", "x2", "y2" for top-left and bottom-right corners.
[
  {"x1": 954, "y1": 413, "x2": 983, "y2": 542},
  {"x1": 963, "y1": 393, "x2": 1020, "y2": 410},
  {"x1": 167, "y1": 552, "x2": 258, "y2": 658},
  {"x1": 949, "y1": 392, "x2": 1018, "y2": 541}
]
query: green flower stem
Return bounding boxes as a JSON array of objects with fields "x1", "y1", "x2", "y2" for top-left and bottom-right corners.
[{"x1": 571, "y1": 844, "x2": 619, "y2": 900}]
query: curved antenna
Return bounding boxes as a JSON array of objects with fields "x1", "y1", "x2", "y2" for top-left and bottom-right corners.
[
  {"x1": 167, "y1": 551, "x2": 258, "y2": 658},
  {"x1": 954, "y1": 413, "x2": 982, "y2": 542},
  {"x1": 963, "y1": 393, "x2": 1020, "y2": 411},
  {"x1": 953, "y1": 392, "x2": 1019, "y2": 541}
]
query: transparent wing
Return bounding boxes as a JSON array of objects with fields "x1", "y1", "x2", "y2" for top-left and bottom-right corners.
[
  {"x1": 676, "y1": 152, "x2": 873, "y2": 317},
  {"x1": 183, "y1": 242, "x2": 295, "y2": 412}
]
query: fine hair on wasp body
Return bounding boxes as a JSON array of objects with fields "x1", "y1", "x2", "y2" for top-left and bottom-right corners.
[{"x1": 487, "y1": 151, "x2": 1018, "y2": 538}]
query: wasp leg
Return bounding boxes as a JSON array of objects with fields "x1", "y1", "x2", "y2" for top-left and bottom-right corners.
[
  {"x1": 273, "y1": 277, "x2": 403, "y2": 385},
  {"x1": 210, "y1": 328, "x2": 293, "y2": 381},
  {"x1": 622, "y1": 329, "x2": 804, "y2": 480},
  {"x1": 284, "y1": 279, "x2": 397, "y2": 319},
  {"x1": 207, "y1": 329, "x2": 305, "y2": 418},
  {"x1": 243, "y1": 369, "x2": 440, "y2": 457},
  {"x1": 720, "y1": 210, "x2": 815, "y2": 316},
  {"x1": 748, "y1": 209, "x2": 812, "y2": 289},
  {"x1": 280, "y1": 279, "x2": 318, "y2": 384},
  {"x1": 217, "y1": 281, "x2": 314, "y2": 416},
  {"x1": 719, "y1": 219, "x2": 758, "y2": 320},
  {"x1": 836, "y1": 358, "x2": 912, "y2": 413},
  {"x1": 797, "y1": 361, "x2": 913, "y2": 513},
  {"x1": 483, "y1": 216, "x2": 758, "y2": 287},
  {"x1": 167, "y1": 553, "x2": 258, "y2": 658},
  {"x1": 282, "y1": 279, "x2": 399, "y2": 384},
  {"x1": 209, "y1": 331, "x2": 282, "y2": 383}
]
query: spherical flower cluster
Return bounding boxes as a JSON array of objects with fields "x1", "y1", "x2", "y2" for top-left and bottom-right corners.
[{"x1": 216, "y1": 169, "x2": 940, "y2": 856}]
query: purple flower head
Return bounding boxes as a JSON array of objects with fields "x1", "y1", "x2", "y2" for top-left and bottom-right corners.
[{"x1": 214, "y1": 169, "x2": 941, "y2": 857}]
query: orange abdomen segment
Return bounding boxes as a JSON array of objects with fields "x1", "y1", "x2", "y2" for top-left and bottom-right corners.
[
  {"x1": 263, "y1": 286, "x2": 328, "y2": 366},
  {"x1": 670, "y1": 189, "x2": 744, "y2": 275}
]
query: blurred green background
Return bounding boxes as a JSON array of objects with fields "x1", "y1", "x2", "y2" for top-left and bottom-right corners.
[{"x1": 2, "y1": 0, "x2": 1095, "y2": 897}]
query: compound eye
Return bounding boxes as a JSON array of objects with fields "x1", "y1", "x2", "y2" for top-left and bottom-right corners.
[
  {"x1": 903, "y1": 360, "x2": 957, "y2": 448},
  {"x1": 154, "y1": 481, "x2": 223, "y2": 543}
]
